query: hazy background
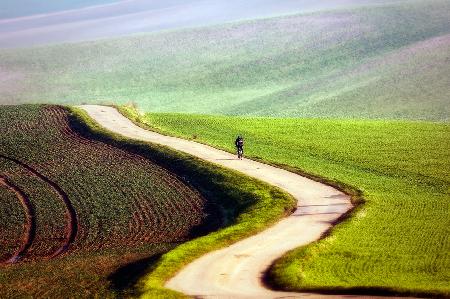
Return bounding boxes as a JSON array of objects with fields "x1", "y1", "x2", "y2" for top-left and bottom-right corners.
[{"x1": 0, "y1": 0, "x2": 401, "y2": 48}]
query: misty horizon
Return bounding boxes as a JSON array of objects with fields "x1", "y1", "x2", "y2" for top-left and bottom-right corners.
[{"x1": 0, "y1": 0, "x2": 402, "y2": 48}]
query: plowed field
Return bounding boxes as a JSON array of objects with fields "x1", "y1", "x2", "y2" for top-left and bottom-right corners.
[{"x1": 0, "y1": 105, "x2": 207, "y2": 297}]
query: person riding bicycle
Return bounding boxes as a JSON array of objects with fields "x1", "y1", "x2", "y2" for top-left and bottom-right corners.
[{"x1": 235, "y1": 135, "x2": 244, "y2": 159}]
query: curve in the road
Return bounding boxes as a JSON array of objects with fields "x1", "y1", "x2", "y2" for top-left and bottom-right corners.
[{"x1": 81, "y1": 105, "x2": 393, "y2": 299}]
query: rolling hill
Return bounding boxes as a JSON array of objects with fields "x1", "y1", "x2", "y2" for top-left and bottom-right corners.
[
  {"x1": 0, "y1": 105, "x2": 294, "y2": 297},
  {"x1": 2, "y1": 0, "x2": 449, "y2": 297},
  {"x1": 0, "y1": 105, "x2": 206, "y2": 297},
  {"x1": 0, "y1": 0, "x2": 448, "y2": 120},
  {"x1": 0, "y1": 0, "x2": 399, "y2": 47},
  {"x1": 130, "y1": 110, "x2": 450, "y2": 296}
]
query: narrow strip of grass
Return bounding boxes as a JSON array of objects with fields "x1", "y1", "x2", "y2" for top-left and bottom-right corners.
[{"x1": 68, "y1": 106, "x2": 296, "y2": 298}]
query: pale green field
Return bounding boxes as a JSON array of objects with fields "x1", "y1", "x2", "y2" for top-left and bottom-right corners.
[
  {"x1": 0, "y1": 0, "x2": 119, "y2": 18},
  {"x1": 1, "y1": 0, "x2": 449, "y2": 120},
  {"x1": 132, "y1": 110, "x2": 450, "y2": 296}
]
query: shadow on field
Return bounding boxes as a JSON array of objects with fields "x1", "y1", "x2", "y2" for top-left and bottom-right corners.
[{"x1": 108, "y1": 254, "x2": 162, "y2": 296}]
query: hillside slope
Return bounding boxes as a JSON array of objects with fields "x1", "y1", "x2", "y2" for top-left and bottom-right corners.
[
  {"x1": 0, "y1": 105, "x2": 207, "y2": 297},
  {"x1": 0, "y1": 105, "x2": 296, "y2": 297},
  {"x1": 137, "y1": 111, "x2": 450, "y2": 296},
  {"x1": 0, "y1": 0, "x2": 449, "y2": 120},
  {"x1": 0, "y1": 0, "x2": 399, "y2": 47}
]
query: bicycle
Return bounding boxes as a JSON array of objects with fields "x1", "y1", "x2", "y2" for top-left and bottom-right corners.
[{"x1": 237, "y1": 147, "x2": 244, "y2": 160}]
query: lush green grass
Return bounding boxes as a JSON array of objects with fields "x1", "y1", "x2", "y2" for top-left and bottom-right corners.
[
  {"x1": 132, "y1": 110, "x2": 450, "y2": 296},
  {"x1": 0, "y1": 0, "x2": 449, "y2": 120},
  {"x1": 0, "y1": 105, "x2": 295, "y2": 297}
]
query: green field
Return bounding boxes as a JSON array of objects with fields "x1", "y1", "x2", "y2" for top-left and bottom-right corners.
[
  {"x1": 0, "y1": 105, "x2": 295, "y2": 297},
  {"x1": 1, "y1": 0, "x2": 449, "y2": 296},
  {"x1": 0, "y1": 105, "x2": 203, "y2": 297},
  {"x1": 130, "y1": 110, "x2": 450, "y2": 296},
  {"x1": 0, "y1": 0, "x2": 449, "y2": 120}
]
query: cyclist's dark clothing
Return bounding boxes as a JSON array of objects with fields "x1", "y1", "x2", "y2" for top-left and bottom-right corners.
[{"x1": 235, "y1": 137, "x2": 244, "y2": 149}]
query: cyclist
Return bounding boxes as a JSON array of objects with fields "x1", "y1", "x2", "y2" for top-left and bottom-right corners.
[{"x1": 235, "y1": 135, "x2": 244, "y2": 159}]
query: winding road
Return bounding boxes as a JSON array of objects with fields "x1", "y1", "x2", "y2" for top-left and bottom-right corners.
[{"x1": 81, "y1": 105, "x2": 390, "y2": 299}]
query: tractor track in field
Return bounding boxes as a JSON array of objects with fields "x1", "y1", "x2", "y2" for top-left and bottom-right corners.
[
  {"x1": 0, "y1": 154, "x2": 78, "y2": 259},
  {"x1": 0, "y1": 175, "x2": 36, "y2": 264},
  {"x1": 81, "y1": 105, "x2": 414, "y2": 299}
]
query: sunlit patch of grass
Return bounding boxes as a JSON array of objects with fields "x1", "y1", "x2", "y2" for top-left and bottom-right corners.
[{"x1": 134, "y1": 110, "x2": 450, "y2": 296}]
